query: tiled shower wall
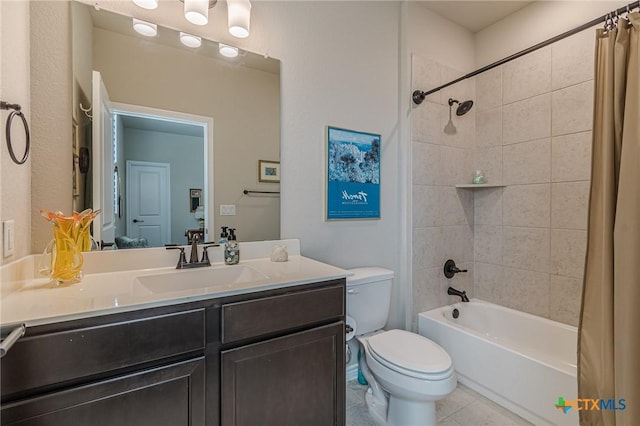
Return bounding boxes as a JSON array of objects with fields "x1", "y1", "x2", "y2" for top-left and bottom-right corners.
[
  {"x1": 411, "y1": 55, "x2": 476, "y2": 329},
  {"x1": 411, "y1": 29, "x2": 594, "y2": 327},
  {"x1": 473, "y1": 29, "x2": 593, "y2": 326}
]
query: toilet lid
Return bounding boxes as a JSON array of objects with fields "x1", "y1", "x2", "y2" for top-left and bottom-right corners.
[{"x1": 367, "y1": 330, "x2": 452, "y2": 379}]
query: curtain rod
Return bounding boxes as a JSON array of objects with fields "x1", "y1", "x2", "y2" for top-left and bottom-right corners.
[
  {"x1": 412, "y1": 1, "x2": 640, "y2": 105},
  {"x1": 243, "y1": 190, "x2": 280, "y2": 195}
]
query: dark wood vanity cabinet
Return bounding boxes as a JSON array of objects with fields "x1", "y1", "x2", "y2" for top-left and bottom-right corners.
[
  {"x1": 221, "y1": 322, "x2": 344, "y2": 426},
  {"x1": 1, "y1": 358, "x2": 206, "y2": 426},
  {"x1": 0, "y1": 278, "x2": 346, "y2": 426},
  {"x1": 220, "y1": 284, "x2": 346, "y2": 426},
  {"x1": 0, "y1": 306, "x2": 207, "y2": 426}
]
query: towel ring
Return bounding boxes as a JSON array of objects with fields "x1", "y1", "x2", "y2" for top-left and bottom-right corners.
[{"x1": 1, "y1": 101, "x2": 30, "y2": 165}]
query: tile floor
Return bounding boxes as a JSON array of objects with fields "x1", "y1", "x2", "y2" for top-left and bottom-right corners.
[{"x1": 346, "y1": 380, "x2": 533, "y2": 426}]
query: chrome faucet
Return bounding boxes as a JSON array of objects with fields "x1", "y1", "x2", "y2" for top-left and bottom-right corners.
[{"x1": 166, "y1": 236, "x2": 219, "y2": 269}]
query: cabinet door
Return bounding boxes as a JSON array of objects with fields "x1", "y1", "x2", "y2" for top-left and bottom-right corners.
[
  {"x1": 221, "y1": 322, "x2": 345, "y2": 426},
  {"x1": 1, "y1": 358, "x2": 205, "y2": 426}
]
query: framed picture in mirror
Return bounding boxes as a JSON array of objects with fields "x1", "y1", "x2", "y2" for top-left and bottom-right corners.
[
  {"x1": 259, "y1": 160, "x2": 280, "y2": 183},
  {"x1": 190, "y1": 188, "x2": 202, "y2": 212}
]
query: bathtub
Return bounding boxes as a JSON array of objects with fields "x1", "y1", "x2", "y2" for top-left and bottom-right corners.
[{"x1": 418, "y1": 299, "x2": 578, "y2": 426}]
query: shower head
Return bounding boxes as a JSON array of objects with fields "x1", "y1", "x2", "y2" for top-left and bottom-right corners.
[{"x1": 448, "y1": 98, "x2": 474, "y2": 116}]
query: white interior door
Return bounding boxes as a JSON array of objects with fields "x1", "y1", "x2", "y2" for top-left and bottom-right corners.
[
  {"x1": 92, "y1": 71, "x2": 115, "y2": 247},
  {"x1": 126, "y1": 161, "x2": 171, "y2": 247}
]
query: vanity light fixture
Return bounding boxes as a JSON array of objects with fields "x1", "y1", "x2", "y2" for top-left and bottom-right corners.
[
  {"x1": 183, "y1": 0, "x2": 217, "y2": 26},
  {"x1": 180, "y1": 32, "x2": 202, "y2": 48},
  {"x1": 132, "y1": 0, "x2": 158, "y2": 10},
  {"x1": 227, "y1": 0, "x2": 251, "y2": 38},
  {"x1": 219, "y1": 43, "x2": 239, "y2": 58},
  {"x1": 133, "y1": 0, "x2": 251, "y2": 38},
  {"x1": 133, "y1": 18, "x2": 158, "y2": 37}
]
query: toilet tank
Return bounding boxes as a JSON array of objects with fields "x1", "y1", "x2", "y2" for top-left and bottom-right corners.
[{"x1": 346, "y1": 267, "x2": 394, "y2": 335}]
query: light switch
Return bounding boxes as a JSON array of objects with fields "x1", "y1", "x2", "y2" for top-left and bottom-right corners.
[
  {"x1": 220, "y1": 204, "x2": 236, "y2": 216},
  {"x1": 3, "y1": 220, "x2": 15, "y2": 258}
]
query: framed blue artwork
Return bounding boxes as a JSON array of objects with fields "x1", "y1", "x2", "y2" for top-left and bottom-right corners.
[{"x1": 326, "y1": 126, "x2": 381, "y2": 220}]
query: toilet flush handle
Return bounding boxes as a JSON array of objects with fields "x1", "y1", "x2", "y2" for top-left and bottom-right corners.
[{"x1": 347, "y1": 289, "x2": 359, "y2": 294}]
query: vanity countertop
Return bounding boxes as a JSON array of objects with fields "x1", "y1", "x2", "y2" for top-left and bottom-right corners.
[{"x1": 0, "y1": 241, "x2": 350, "y2": 327}]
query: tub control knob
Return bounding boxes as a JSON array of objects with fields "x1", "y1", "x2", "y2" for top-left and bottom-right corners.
[{"x1": 444, "y1": 259, "x2": 467, "y2": 279}]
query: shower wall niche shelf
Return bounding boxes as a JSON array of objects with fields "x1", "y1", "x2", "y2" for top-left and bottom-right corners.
[{"x1": 455, "y1": 184, "x2": 505, "y2": 189}]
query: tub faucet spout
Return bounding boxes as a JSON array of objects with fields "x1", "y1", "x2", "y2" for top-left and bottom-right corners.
[{"x1": 447, "y1": 286, "x2": 469, "y2": 302}]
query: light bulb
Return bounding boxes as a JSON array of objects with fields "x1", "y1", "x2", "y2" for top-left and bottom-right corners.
[
  {"x1": 227, "y1": 0, "x2": 251, "y2": 38},
  {"x1": 184, "y1": 0, "x2": 209, "y2": 26},
  {"x1": 132, "y1": 0, "x2": 158, "y2": 10},
  {"x1": 219, "y1": 43, "x2": 239, "y2": 58},
  {"x1": 180, "y1": 32, "x2": 202, "y2": 48},
  {"x1": 133, "y1": 19, "x2": 157, "y2": 37}
]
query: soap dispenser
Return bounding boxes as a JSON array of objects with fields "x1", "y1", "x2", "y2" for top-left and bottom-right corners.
[
  {"x1": 219, "y1": 226, "x2": 229, "y2": 244},
  {"x1": 224, "y1": 228, "x2": 239, "y2": 265}
]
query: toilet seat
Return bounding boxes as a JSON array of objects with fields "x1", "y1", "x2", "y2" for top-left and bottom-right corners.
[{"x1": 366, "y1": 330, "x2": 453, "y2": 381}]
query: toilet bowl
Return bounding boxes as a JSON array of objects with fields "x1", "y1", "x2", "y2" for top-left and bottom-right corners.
[
  {"x1": 358, "y1": 330, "x2": 456, "y2": 425},
  {"x1": 347, "y1": 268, "x2": 456, "y2": 426}
]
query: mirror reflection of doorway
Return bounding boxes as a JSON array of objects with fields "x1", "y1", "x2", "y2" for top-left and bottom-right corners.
[
  {"x1": 113, "y1": 108, "x2": 208, "y2": 247},
  {"x1": 126, "y1": 160, "x2": 171, "y2": 247}
]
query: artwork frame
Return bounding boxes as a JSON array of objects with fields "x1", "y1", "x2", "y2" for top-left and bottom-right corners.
[
  {"x1": 190, "y1": 188, "x2": 202, "y2": 212},
  {"x1": 258, "y1": 160, "x2": 280, "y2": 183},
  {"x1": 326, "y1": 126, "x2": 381, "y2": 221}
]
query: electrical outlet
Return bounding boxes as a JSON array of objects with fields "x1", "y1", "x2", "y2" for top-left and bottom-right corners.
[
  {"x1": 220, "y1": 204, "x2": 236, "y2": 216},
  {"x1": 3, "y1": 220, "x2": 15, "y2": 258}
]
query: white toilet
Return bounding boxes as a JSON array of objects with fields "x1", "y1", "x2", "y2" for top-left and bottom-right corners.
[{"x1": 347, "y1": 267, "x2": 456, "y2": 426}]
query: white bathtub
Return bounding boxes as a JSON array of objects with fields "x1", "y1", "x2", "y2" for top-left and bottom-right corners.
[{"x1": 418, "y1": 299, "x2": 578, "y2": 426}]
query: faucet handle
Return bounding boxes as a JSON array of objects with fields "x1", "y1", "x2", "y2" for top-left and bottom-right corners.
[
  {"x1": 444, "y1": 259, "x2": 467, "y2": 278},
  {"x1": 200, "y1": 244, "x2": 218, "y2": 265},
  {"x1": 166, "y1": 246, "x2": 188, "y2": 269}
]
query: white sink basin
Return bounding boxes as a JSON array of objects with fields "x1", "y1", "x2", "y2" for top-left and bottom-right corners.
[{"x1": 135, "y1": 264, "x2": 269, "y2": 294}]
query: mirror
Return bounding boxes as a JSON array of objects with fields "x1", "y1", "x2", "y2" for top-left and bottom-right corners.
[{"x1": 71, "y1": 1, "x2": 281, "y2": 247}]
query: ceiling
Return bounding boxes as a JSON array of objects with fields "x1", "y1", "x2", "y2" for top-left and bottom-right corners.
[
  {"x1": 419, "y1": 1, "x2": 534, "y2": 33},
  {"x1": 120, "y1": 115, "x2": 204, "y2": 138}
]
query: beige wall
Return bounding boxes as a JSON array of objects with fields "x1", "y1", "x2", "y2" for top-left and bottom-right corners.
[
  {"x1": 409, "y1": 3, "x2": 477, "y2": 329},
  {"x1": 470, "y1": 1, "x2": 620, "y2": 326},
  {"x1": 409, "y1": 2, "x2": 476, "y2": 73},
  {"x1": 473, "y1": 29, "x2": 594, "y2": 326},
  {"x1": 92, "y1": 27, "x2": 280, "y2": 242},
  {"x1": 1, "y1": 0, "x2": 32, "y2": 264},
  {"x1": 475, "y1": 1, "x2": 628, "y2": 67},
  {"x1": 30, "y1": 1, "x2": 73, "y2": 254}
]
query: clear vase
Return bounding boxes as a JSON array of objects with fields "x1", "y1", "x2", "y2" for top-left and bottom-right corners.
[{"x1": 472, "y1": 170, "x2": 487, "y2": 184}]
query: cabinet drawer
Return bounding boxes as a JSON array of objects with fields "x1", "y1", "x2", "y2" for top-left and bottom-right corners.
[
  {"x1": 1, "y1": 309, "x2": 205, "y2": 399},
  {"x1": 2, "y1": 357, "x2": 205, "y2": 426},
  {"x1": 221, "y1": 284, "x2": 344, "y2": 344}
]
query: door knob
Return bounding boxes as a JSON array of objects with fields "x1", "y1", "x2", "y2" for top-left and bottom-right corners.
[{"x1": 133, "y1": 219, "x2": 144, "y2": 223}]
